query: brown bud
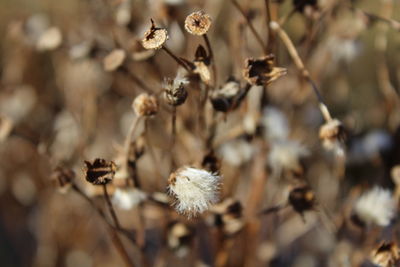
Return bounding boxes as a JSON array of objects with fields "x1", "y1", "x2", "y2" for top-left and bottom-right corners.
[
  {"x1": 132, "y1": 93, "x2": 159, "y2": 117},
  {"x1": 141, "y1": 19, "x2": 168, "y2": 50},
  {"x1": 288, "y1": 186, "x2": 315, "y2": 215},
  {"x1": 243, "y1": 55, "x2": 287, "y2": 86},
  {"x1": 52, "y1": 166, "x2": 75, "y2": 193},
  {"x1": 84, "y1": 158, "x2": 116, "y2": 185},
  {"x1": 371, "y1": 242, "x2": 400, "y2": 267},
  {"x1": 164, "y1": 78, "x2": 188, "y2": 106},
  {"x1": 103, "y1": 49, "x2": 126, "y2": 72},
  {"x1": 184, "y1": 11, "x2": 212, "y2": 36}
]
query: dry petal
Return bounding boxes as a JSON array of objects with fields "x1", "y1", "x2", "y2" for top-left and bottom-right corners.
[{"x1": 243, "y1": 55, "x2": 287, "y2": 86}]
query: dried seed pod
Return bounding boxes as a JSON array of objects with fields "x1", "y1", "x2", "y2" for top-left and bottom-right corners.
[
  {"x1": 371, "y1": 242, "x2": 400, "y2": 267},
  {"x1": 103, "y1": 49, "x2": 126, "y2": 72},
  {"x1": 52, "y1": 166, "x2": 75, "y2": 193},
  {"x1": 141, "y1": 19, "x2": 168, "y2": 50},
  {"x1": 84, "y1": 159, "x2": 116, "y2": 185},
  {"x1": 288, "y1": 186, "x2": 315, "y2": 216},
  {"x1": 243, "y1": 55, "x2": 287, "y2": 86},
  {"x1": 184, "y1": 11, "x2": 212, "y2": 36},
  {"x1": 164, "y1": 78, "x2": 188, "y2": 106},
  {"x1": 132, "y1": 93, "x2": 159, "y2": 117}
]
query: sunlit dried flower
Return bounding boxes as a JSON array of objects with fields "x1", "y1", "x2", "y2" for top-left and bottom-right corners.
[
  {"x1": 243, "y1": 55, "x2": 287, "y2": 86},
  {"x1": 36, "y1": 27, "x2": 62, "y2": 51},
  {"x1": 51, "y1": 166, "x2": 75, "y2": 193},
  {"x1": 353, "y1": 187, "x2": 396, "y2": 227},
  {"x1": 141, "y1": 19, "x2": 168, "y2": 50},
  {"x1": 167, "y1": 167, "x2": 221, "y2": 217},
  {"x1": 0, "y1": 114, "x2": 13, "y2": 142},
  {"x1": 132, "y1": 93, "x2": 159, "y2": 117},
  {"x1": 289, "y1": 186, "x2": 315, "y2": 216},
  {"x1": 164, "y1": 71, "x2": 189, "y2": 106},
  {"x1": 371, "y1": 242, "x2": 400, "y2": 267},
  {"x1": 112, "y1": 188, "x2": 147, "y2": 210},
  {"x1": 103, "y1": 49, "x2": 126, "y2": 72},
  {"x1": 84, "y1": 159, "x2": 116, "y2": 185},
  {"x1": 184, "y1": 11, "x2": 212, "y2": 36}
]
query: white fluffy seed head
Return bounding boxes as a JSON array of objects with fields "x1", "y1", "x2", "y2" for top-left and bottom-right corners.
[
  {"x1": 167, "y1": 167, "x2": 221, "y2": 217},
  {"x1": 353, "y1": 187, "x2": 396, "y2": 227}
]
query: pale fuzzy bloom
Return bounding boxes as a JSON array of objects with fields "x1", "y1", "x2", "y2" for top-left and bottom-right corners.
[
  {"x1": 261, "y1": 107, "x2": 289, "y2": 141},
  {"x1": 168, "y1": 167, "x2": 221, "y2": 217},
  {"x1": 218, "y1": 139, "x2": 254, "y2": 167},
  {"x1": 112, "y1": 188, "x2": 147, "y2": 210},
  {"x1": 268, "y1": 140, "x2": 309, "y2": 177},
  {"x1": 354, "y1": 187, "x2": 396, "y2": 227}
]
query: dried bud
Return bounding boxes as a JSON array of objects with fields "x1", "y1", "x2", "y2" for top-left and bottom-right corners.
[
  {"x1": 84, "y1": 159, "x2": 116, "y2": 185},
  {"x1": 0, "y1": 114, "x2": 13, "y2": 142},
  {"x1": 132, "y1": 93, "x2": 159, "y2": 117},
  {"x1": 371, "y1": 242, "x2": 400, "y2": 267},
  {"x1": 141, "y1": 19, "x2": 168, "y2": 50},
  {"x1": 193, "y1": 61, "x2": 211, "y2": 84},
  {"x1": 52, "y1": 166, "x2": 75, "y2": 193},
  {"x1": 288, "y1": 186, "x2": 315, "y2": 216},
  {"x1": 167, "y1": 167, "x2": 221, "y2": 217},
  {"x1": 164, "y1": 78, "x2": 188, "y2": 106},
  {"x1": 184, "y1": 11, "x2": 212, "y2": 36},
  {"x1": 319, "y1": 119, "x2": 346, "y2": 150},
  {"x1": 243, "y1": 55, "x2": 287, "y2": 86},
  {"x1": 103, "y1": 49, "x2": 126, "y2": 72}
]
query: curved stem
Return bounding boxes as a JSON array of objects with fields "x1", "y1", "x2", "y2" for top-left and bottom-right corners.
[
  {"x1": 161, "y1": 46, "x2": 191, "y2": 71},
  {"x1": 203, "y1": 34, "x2": 218, "y2": 86}
]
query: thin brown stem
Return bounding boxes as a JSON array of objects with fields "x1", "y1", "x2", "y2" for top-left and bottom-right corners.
[
  {"x1": 171, "y1": 106, "x2": 177, "y2": 146},
  {"x1": 231, "y1": 0, "x2": 268, "y2": 54},
  {"x1": 119, "y1": 66, "x2": 153, "y2": 93},
  {"x1": 264, "y1": 0, "x2": 274, "y2": 53},
  {"x1": 161, "y1": 46, "x2": 191, "y2": 71},
  {"x1": 102, "y1": 184, "x2": 122, "y2": 229},
  {"x1": 203, "y1": 34, "x2": 218, "y2": 86}
]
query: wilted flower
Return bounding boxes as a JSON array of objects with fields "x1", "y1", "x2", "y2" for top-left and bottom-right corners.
[
  {"x1": 167, "y1": 167, "x2": 221, "y2": 217},
  {"x1": 51, "y1": 166, "x2": 75, "y2": 193},
  {"x1": 184, "y1": 11, "x2": 212, "y2": 36},
  {"x1": 103, "y1": 49, "x2": 126, "y2": 72},
  {"x1": 141, "y1": 19, "x2": 168, "y2": 50},
  {"x1": 84, "y1": 159, "x2": 116, "y2": 185},
  {"x1": 191, "y1": 45, "x2": 211, "y2": 84},
  {"x1": 371, "y1": 242, "x2": 400, "y2": 267},
  {"x1": 164, "y1": 71, "x2": 189, "y2": 106},
  {"x1": 353, "y1": 187, "x2": 396, "y2": 227},
  {"x1": 243, "y1": 55, "x2": 287, "y2": 86},
  {"x1": 210, "y1": 79, "x2": 244, "y2": 112},
  {"x1": 132, "y1": 93, "x2": 159, "y2": 117},
  {"x1": 288, "y1": 186, "x2": 316, "y2": 216},
  {"x1": 112, "y1": 188, "x2": 147, "y2": 210}
]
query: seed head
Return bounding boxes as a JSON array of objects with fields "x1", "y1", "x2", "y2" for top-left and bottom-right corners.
[
  {"x1": 371, "y1": 242, "x2": 400, "y2": 267},
  {"x1": 164, "y1": 72, "x2": 189, "y2": 106},
  {"x1": 184, "y1": 11, "x2": 212, "y2": 36},
  {"x1": 167, "y1": 167, "x2": 221, "y2": 217},
  {"x1": 84, "y1": 158, "x2": 116, "y2": 185},
  {"x1": 141, "y1": 19, "x2": 168, "y2": 50},
  {"x1": 210, "y1": 79, "x2": 241, "y2": 112},
  {"x1": 243, "y1": 55, "x2": 287, "y2": 86},
  {"x1": 132, "y1": 93, "x2": 159, "y2": 117}
]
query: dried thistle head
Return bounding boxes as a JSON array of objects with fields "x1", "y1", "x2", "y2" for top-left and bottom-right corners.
[
  {"x1": 164, "y1": 71, "x2": 189, "y2": 106},
  {"x1": 51, "y1": 165, "x2": 75, "y2": 193},
  {"x1": 184, "y1": 11, "x2": 212, "y2": 36},
  {"x1": 84, "y1": 158, "x2": 116, "y2": 185},
  {"x1": 132, "y1": 93, "x2": 159, "y2": 117},
  {"x1": 141, "y1": 19, "x2": 168, "y2": 50},
  {"x1": 243, "y1": 55, "x2": 287, "y2": 86},
  {"x1": 103, "y1": 49, "x2": 126, "y2": 72},
  {"x1": 371, "y1": 242, "x2": 400, "y2": 267},
  {"x1": 167, "y1": 167, "x2": 221, "y2": 217},
  {"x1": 288, "y1": 186, "x2": 315, "y2": 216}
]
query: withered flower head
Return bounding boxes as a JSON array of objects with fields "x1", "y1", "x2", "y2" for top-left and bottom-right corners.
[
  {"x1": 103, "y1": 49, "x2": 126, "y2": 72},
  {"x1": 243, "y1": 55, "x2": 287, "y2": 86},
  {"x1": 210, "y1": 79, "x2": 241, "y2": 112},
  {"x1": 319, "y1": 119, "x2": 346, "y2": 150},
  {"x1": 288, "y1": 186, "x2": 315, "y2": 216},
  {"x1": 184, "y1": 11, "x2": 212, "y2": 36},
  {"x1": 141, "y1": 19, "x2": 169, "y2": 50},
  {"x1": 84, "y1": 158, "x2": 116, "y2": 185},
  {"x1": 52, "y1": 166, "x2": 75, "y2": 193},
  {"x1": 132, "y1": 93, "x2": 159, "y2": 117},
  {"x1": 371, "y1": 242, "x2": 400, "y2": 267},
  {"x1": 164, "y1": 72, "x2": 189, "y2": 106},
  {"x1": 192, "y1": 45, "x2": 211, "y2": 84}
]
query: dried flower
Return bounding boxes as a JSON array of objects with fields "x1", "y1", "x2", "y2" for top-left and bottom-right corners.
[
  {"x1": 210, "y1": 79, "x2": 241, "y2": 112},
  {"x1": 243, "y1": 55, "x2": 287, "y2": 86},
  {"x1": 289, "y1": 186, "x2": 315, "y2": 216},
  {"x1": 167, "y1": 167, "x2": 221, "y2": 217},
  {"x1": 132, "y1": 93, "x2": 159, "y2": 117},
  {"x1": 103, "y1": 49, "x2": 126, "y2": 72},
  {"x1": 112, "y1": 188, "x2": 147, "y2": 210},
  {"x1": 319, "y1": 119, "x2": 346, "y2": 149},
  {"x1": 164, "y1": 72, "x2": 189, "y2": 106},
  {"x1": 51, "y1": 166, "x2": 75, "y2": 193},
  {"x1": 141, "y1": 19, "x2": 168, "y2": 50},
  {"x1": 184, "y1": 11, "x2": 212, "y2": 36},
  {"x1": 353, "y1": 187, "x2": 396, "y2": 227},
  {"x1": 84, "y1": 159, "x2": 116, "y2": 185},
  {"x1": 371, "y1": 242, "x2": 400, "y2": 267}
]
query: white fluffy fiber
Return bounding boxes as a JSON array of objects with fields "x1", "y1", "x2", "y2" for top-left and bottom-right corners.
[{"x1": 168, "y1": 167, "x2": 221, "y2": 216}]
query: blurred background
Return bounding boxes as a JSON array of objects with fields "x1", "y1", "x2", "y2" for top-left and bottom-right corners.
[{"x1": 0, "y1": 0, "x2": 399, "y2": 266}]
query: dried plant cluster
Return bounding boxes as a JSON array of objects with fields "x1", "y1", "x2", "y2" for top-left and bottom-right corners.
[{"x1": 1, "y1": 0, "x2": 400, "y2": 266}]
